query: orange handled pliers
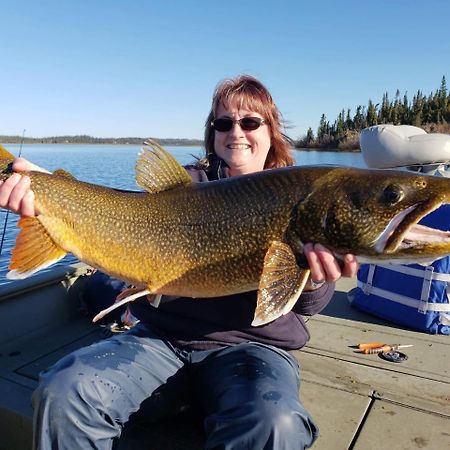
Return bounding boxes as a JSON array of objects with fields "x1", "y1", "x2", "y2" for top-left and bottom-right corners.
[{"x1": 357, "y1": 343, "x2": 413, "y2": 354}]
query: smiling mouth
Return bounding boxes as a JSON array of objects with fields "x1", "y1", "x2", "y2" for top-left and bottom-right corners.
[{"x1": 227, "y1": 144, "x2": 251, "y2": 150}]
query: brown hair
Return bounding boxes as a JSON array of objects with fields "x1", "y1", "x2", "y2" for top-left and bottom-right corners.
[{"x1": 202, "y1": 75, "x2": 294, "y2": 169}]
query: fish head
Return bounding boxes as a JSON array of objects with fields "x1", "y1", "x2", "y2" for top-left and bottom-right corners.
[{"x1": 292, "y1": 167, "x2": 450, "y2": 264}]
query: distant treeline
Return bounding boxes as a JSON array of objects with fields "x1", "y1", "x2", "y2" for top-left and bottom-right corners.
[
  {"x1": 0, "y1": 135, "x2": 203, "y2": 146},
  {"x1": 4, "y1": 77, "x2": 449, "y2": 152},
  {"x1": 296, "y1": 76, "x2": 450, "y2": 151}
]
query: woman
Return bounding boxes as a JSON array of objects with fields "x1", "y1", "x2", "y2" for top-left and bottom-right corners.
[{"x1": 0, "y1": 75, "x2": 358, "y2": 449}]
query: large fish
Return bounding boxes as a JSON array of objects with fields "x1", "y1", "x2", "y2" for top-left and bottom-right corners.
[{"x1": 1, "y1": 142, "x2": 450, "y2": 326}]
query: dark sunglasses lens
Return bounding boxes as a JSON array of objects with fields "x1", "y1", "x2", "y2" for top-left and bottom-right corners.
[
  {"x1": 240, "y1": 117, "x2": 262, "y2": 131},
  {"x1": 213, "y1": 118, "x2": 233, "y2": 132}
]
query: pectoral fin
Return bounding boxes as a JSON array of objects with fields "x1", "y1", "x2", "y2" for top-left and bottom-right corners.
[
  {"x1": 252, "y1": 241, "x2": 310, "y2": 327},
  {"x1": 7, "y1": 217, "x2": 67, "y2": 279},
  {"x1": 92, "y1": 289, "x2": 156, "y2": 322}
]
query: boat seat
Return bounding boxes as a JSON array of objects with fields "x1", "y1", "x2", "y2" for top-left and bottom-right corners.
[{"x1": 360, "y1": 124, "x2": 450, "y2": 169}]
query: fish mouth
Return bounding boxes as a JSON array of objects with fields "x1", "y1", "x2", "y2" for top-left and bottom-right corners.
[{"x1": 376, "y1": 200, "x2": 450, "y2": 258}]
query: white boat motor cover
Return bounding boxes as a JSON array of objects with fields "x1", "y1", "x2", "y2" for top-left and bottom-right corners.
[{"x1": 360, "y1": 125, "x2": 450, "y2": 169}]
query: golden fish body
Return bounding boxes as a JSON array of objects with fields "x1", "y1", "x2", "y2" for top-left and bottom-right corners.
[
  {"x1": 21, "y1": 163, "x2": 318, "y2": 296},
  {"x1": 2, "y1": 142, "x2": 450, "y2": 326}
]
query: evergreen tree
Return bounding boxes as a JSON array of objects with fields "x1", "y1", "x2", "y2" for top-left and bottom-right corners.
[
  {"x1": 389, "y1": 89, "x2": 401, "y2": 124},
  {"x1": 380, "y1": 92, "x2": 390, "y2": 123},
  {"x1": 335, "y1": 109, "x2": 346, "y2": 137},
  {"x1": 345, "y1": 108, "x2": 353, "y2": 130},
  {"x1": 401, "y1": 93, "x2": 409, "y2": 123},
  {"x1": 366, "y1": 99, "x2": 378, "y2": 126},
  {"x1": 317, "y1": 114, "x2": 329, "y2": 138},
  {"x1": 314, "y1": 76, "x2": 449, "y2": 148},
  {"x1": 438, "y1": 76, "x2": 448, "y2": 123},
  {"x1": 439, "y1": 76, "x2": 447, "y2": 103},
  {"x1": 412, "y1": 90, "x2": 424, "y2": 126},
  {"x1": 353, "y1": 105, "x2": 366, "y2": 130}
]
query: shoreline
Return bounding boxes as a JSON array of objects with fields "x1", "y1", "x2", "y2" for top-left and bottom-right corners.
[
  {"x1": 2, "y1": 142, "x2": 203, "y2": 147},
  {"x1": 0, "y1": 136, "x2": 204, "y2": 146},
  {"x1": 3, "y1": 141, "x2": 361, "y2": 153},
  {"x1": 294, "y1": 147, "x2": 361, "y2": 153}
]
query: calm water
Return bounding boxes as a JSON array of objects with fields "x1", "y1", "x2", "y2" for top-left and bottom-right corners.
[{"x1": 0, "y1": 144, "x2": 365, "y2": 287}]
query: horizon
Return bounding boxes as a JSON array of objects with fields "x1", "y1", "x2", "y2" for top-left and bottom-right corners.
[
  {"x1": 1, "y1": 1, "x2": 449, "y2": 140},
  {"x1": 0, "y1": 134, "x2": 203, "y2": 141}
]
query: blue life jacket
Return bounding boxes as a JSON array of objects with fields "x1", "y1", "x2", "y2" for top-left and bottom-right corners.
[{"x1": 348, "y1": 205, "x2": 450, "y2": 334}]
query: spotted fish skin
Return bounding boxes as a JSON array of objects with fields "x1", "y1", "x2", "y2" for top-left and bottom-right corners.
[{"x1": 1, "y1": 142, "x2": 450, "y2": 326}]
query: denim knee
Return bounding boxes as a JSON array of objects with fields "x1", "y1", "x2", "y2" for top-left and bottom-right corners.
[
  {"x1": 32, "y1": 352, "x2": 107, "y2": 420},
  {"x1": 205, "y1": 399, "x2": 318, "y2": 450},
  {"x1": 259, "y1": 400, "x2": 318, "y2": 448}
]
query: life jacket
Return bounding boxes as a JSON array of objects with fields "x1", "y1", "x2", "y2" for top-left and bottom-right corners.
[{"x1": 348, "y1": 205, "x2": 450, "y2": 334}]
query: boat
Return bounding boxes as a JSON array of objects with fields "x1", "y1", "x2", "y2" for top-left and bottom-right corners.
[{"x1": 0, "y1": 264, "x2": 448, "y2": 449}]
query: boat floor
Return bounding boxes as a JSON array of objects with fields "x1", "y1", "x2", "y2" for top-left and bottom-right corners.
[{"x1": 0, "y1": 265, "x2": 449, "y2": 449}]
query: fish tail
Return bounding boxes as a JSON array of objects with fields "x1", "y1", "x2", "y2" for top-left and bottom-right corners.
[
  {"x1": 6, "y1": 217, "x2": 67, "y2": 280},
  {"x1": 0, "y1": 144, "x2": 15, "y2": 181}
]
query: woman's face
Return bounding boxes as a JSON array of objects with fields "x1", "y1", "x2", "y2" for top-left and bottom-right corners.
[{"x1": 213, "y1": 101, "x2": 271, "y2": 176}]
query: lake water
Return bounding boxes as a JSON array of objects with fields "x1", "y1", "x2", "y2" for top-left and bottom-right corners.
[{"x1": 0, "y1": 144, "x2": 365, "y2": 287}]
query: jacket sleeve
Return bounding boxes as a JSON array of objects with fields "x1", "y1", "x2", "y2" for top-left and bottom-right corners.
[
  {"x1": 292, "y1": 282, "x2": 335, "y2": 316},
  {"x1": 185, "y1": 167, "x2": 209, "y2": 182}
]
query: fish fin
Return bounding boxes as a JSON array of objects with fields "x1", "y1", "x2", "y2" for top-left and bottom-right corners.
[
  {"x1": 252, "y1": 241, "x2": 310, "y2": 327},
  {"x1": 7, "y1": 217, "x2": 67, "y2": 279},
  {"x1": 92, "y1": 289, "x2": 152, "y2": 322},
  {"x1": 0, "y1": 144, "x2": 15, "y2": 179},
  {"x1": 0, "y1": 144, "x2": 15, "y2": 160},
  {"x1": 53, "y1": 168, "x2": 76, "y2": 179},
  {"x1": 136, "y1": 140, "x2": 192, "y2": 193}
]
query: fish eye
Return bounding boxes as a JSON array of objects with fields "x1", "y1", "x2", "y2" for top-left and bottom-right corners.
[{"x1": 381, "y1": 184, "x2": 404, "y2": 205}]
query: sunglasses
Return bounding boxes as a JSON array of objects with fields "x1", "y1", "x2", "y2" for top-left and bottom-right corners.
[{"x1": 211, "y1": 117, "x2": 266, "y2": 132}]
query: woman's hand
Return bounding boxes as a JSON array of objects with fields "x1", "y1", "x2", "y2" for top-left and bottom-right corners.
[
  {"x1": 303, "y1": 243, "x2": 358, "y2": 288},
  {"x1": 0, "y1": 158, "x2": 49, "y2": 217}
]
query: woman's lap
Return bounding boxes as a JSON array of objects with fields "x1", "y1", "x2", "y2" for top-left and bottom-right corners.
[{"x1": 32, "y1": 326, "x2": 317, "y2": 449}]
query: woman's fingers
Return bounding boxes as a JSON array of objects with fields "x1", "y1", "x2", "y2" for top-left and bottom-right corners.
[
  {"x1": 0, "y1": 156, "x2": 43, "y2": 216},
  {"x1": 0, "y1": 174, "x2": 23, "y2": 212},
  {"x1": 20, "y1": 189, "x2": 36, "y2": 217},
  {"x1": 13, "y1": 157, "x2": 50, "y2": 174},
  {"x1": 303, "y1": 243, "x2": 326, "y2": 282},
  {"x1": 304, "y1": 243, "x2": 359, "y2": 282},
  {"x1": 6, "y1": 175, "x2": 32, "y2": 213},
  {"x1": 311, "y1": 244, "x2": 342, "y2": 282},
  {"x1": 0, "y1": 174, "x2": 36, "y2": 216},
  {"x1": 341, "y1": 253, "x2": 359, "y2": 278}
]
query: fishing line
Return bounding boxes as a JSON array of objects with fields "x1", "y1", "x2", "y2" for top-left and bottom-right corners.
[{"x1": 0, "y1": 129, "x2": 26, "y2": 256}]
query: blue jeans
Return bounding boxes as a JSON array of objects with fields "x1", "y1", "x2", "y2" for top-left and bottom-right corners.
[{"x1": 32, "y1": 323, "x2": 318, "y2": 449}]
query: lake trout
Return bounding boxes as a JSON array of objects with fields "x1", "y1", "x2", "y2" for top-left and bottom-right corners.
[{"x1": 1, "y1": 142, "x2": 450, "y2": 326}]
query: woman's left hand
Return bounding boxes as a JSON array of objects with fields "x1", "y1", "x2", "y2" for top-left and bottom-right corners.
[{"x1": 303, "y1": 243, "x2": 358, "y2": 286}]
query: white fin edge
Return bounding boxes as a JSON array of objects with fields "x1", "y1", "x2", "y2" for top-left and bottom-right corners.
[
  {"x1": 92, "y1": 289, "x2": 151, "y2": 322},
  {"x1": 6, "y1": 256, "x2": 66, "y2": 280}
]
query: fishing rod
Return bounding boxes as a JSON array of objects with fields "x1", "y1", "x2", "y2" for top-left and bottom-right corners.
[{"x1": 0, "y1": 129, "x2": 26, "y2": 256}]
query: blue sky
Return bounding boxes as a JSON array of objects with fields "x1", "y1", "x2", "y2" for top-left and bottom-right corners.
[{"x1": 1, "y1": 0, "x2": 449, "y2": 140}]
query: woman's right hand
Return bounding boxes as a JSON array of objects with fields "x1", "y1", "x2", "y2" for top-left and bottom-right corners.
[{"x1": 0, "y1": 158, "x2": 49, "y2": 217}]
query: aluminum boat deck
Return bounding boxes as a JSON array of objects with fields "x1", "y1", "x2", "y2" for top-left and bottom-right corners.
[{"x1": 0, "y1": 264, "x2": 448, "y2": 449}]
